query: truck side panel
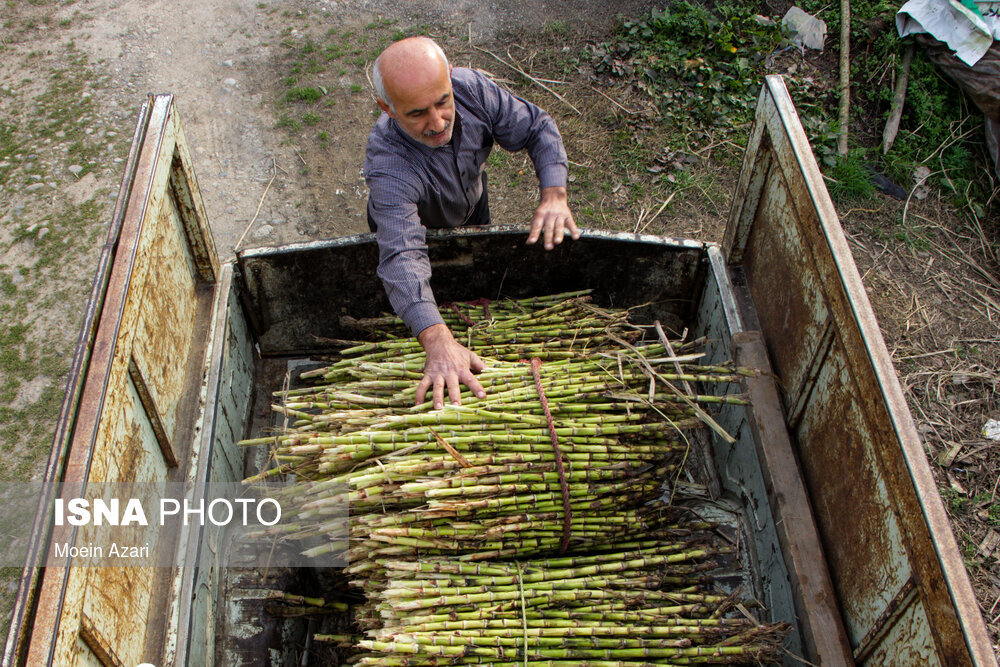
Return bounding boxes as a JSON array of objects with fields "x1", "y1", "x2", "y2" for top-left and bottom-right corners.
[
  {"x1": 725, "y1": 75, "x2": 994, "y2": 665},
  {"x1": 697, "y1": 248, "x2": 854, "y2": 665},
  {"x1": 23, "y1": 95, "x2": 218, "y2": 667},
  {"x1": 173, "y1": 264, "x2": 256, "y2": 667}
]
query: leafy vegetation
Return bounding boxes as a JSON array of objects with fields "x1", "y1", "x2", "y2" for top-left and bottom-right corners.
[
  {"x1": 590, "y1": 0, "x2": 994, "y2": 210},
  {"x1": 0, "y1": 34, "x2": 115, "y2": 502},
  {"x1": 590, "y1": 3, "x2": 785, "y2": 137},
  {"x1": 826, "y1": 150, "x2": 876, "y2": 199},
  {"x1": 859, "y1": 35, "x2": 988, "y2": 206},
  {"x1": 285, "y1": 85, "x2": 324, "y2": 103}
]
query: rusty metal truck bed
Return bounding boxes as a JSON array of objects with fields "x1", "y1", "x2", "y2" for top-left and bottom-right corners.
[{"x1": 4, "y1": 77, "x2": 994, "y2": 666}]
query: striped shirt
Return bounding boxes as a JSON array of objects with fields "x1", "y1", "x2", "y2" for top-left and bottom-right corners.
[{"x1": 364, "y1": 67, "x2": 569, "y2": 335}]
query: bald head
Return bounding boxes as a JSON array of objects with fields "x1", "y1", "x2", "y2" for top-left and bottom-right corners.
[
  {"x1": 372, "y1": 37, "x2": 456, "y2": 148},
  {"x1": 372, "y1": 37, "x2": 450, "y2": 112}
]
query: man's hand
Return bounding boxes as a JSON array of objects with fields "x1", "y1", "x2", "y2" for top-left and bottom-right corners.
[
  {"x1": 416, "y1": 324, "x2": 487, "y2": 409},
  {"x1": 527, "y1": 186, "x2": 581, "y2": 250}
]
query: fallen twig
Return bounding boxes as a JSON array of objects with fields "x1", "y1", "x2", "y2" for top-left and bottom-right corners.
[
  {"x1": 234, "y1": 158, "x2": 277, "y2": 251},
  {"x1": 632, "y1": 207, "x2": 646, "y2": 234},
  {"x1": 588, "y1": 85, "x2": 639, "y2": 116},
  {"x1": 637, "y1": 193, "x2": 676, "y2": 234},
  {"x1": 474, "y1": 46, "x2": 581, "y2": 115}
]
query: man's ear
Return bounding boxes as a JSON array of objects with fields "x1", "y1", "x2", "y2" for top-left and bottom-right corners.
[{"x1": 376, "y1": 98, "x2": 395, "y2": 118}]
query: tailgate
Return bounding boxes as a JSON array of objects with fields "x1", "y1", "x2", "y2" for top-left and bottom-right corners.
[
  {"x1": 725, "y1": 75, "x2": 995, "y2": 665},
  {"x1": 4, "y1": 94, "x2": 219, "y2": 667}
]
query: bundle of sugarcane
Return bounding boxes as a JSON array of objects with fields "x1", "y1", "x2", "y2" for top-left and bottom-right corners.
[
  {"x1": 350, "y1": 545, "x2": 789, "y2": 665},
  {"x1": 239, "y1": 291, "x2": 785, "y2": 663},
  {"x1": 346, "y1": 511, "x2": 723, "y2": 633},
  {"x1": 243, "y1": 381, "x2": 746, "y2": 570},
  {"x1": 265, "y1": 354, "x2": 744, "y2": 429},
  {"x1": 260, "y1": 589, "x2": 350, "y2": 618},
  {"x1": 239, "y1": 292, "x2": 753, "y2": 572}
]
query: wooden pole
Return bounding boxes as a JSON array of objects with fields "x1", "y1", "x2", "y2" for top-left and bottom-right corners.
[
  {"x1": 882, "y1": 44, "x2": 916, "y2": 154},
  {"x1": 837, "y1": 0, "x2": 852, "y2": 156}
]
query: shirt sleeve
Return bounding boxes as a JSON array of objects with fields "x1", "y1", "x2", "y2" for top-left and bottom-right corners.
[
  {"x1": 467, "y1": 69, "x2": 569, "y2": 189},
  {"x1": 367, "y1": 169, "x2": 446, "y2": 336}
]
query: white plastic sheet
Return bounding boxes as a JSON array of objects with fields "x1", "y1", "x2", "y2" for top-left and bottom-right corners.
[
  {"x1": 897, "y1": 0, "x2": 999, "y2": 65},
  {"x1": 782, "y1": 7, "x2": 828, "y2": 51}
]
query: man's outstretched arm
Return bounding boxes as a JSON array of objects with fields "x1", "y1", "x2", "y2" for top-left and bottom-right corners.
[
  {"x1": 462, "y1": 71, "x2": 578, "y2": 250},
  {"x1": 415, "y1": 323, "x2": 487, "y2": 409}
]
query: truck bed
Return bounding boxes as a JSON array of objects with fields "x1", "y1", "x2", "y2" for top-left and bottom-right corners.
[{"x1": 5, "y1": 77, "x2": 994, "y2": 667}]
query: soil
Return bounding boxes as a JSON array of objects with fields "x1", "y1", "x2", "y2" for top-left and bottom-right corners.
[
  {"x1": 1, "y1": 0, "x2": 999, "y2": 657},
  {"x1": 38, "y1": 0, "x2": 674, "y2": 253}
]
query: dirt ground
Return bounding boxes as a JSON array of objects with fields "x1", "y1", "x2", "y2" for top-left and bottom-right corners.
[
  {"x1": 2, "y1": 0, "x2": 999, "y2": 657},
  {"x1": 36, "y1": 0, "x2": 675, "y2": 252}
]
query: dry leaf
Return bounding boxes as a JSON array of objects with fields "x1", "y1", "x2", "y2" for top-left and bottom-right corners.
[
  {"x1": 913, "y1": 165, "x2": 932, "y2": 200},
  {"x1": 979, "y1": 530, "x2": 1000, "y2": 559}
]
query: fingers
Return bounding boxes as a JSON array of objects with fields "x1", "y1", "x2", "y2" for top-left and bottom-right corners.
[
  {"x1": 469, "y1": 351, "x2": 487, "y2": 374},
  {"x1": 565, "y1": 216, "x2": 581, "y2": 240},
  {"x1": 416, "y1": 326, "x2": 489, "y2": 408},
  {"x1": 527, "y1": 210, "x2": 578, "y2": 250},
  {"x1": 415, "y1": 375, "x2": 432, "y2": 406},
  {"x1": 446, "y1": 374, "x2": 462, "y2": 407},
  {"x1": 461, "y1": 372, "x2": 487, "y2": 400},
  {"x1": 433, "y1": 375, "x2": 447, "y2": 410},
  {"x1": 527, "y1": 209, "x2": 544, "y2": 245},
  {"x1": 417, "y1": 370, "x2": 484, "y2": 408},
  {"x1": 541, "y1": 214, "x2": 576, "y2": 249},
  {"x1": 416, "y1": 355, "x2": 488, "y2": 408}
]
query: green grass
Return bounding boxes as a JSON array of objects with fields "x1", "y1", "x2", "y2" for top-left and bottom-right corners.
[
  {"x1": 0, "y1": 37, "x2": 116, "y2": 494},
  {"x1": 285, "y1": 86, "x2": 324, "y2": 103},
  {"x1": 798, "y1": 0, "x2": 991, "y2": 208},
  {"x1": 988, "y1": 503, "x2": 1000, "y2": 529},
  {"x1": 542, "y1": 21, "x2": 570, "y2": 37},
  {"x1": 943, "y1": 486, "x2": 969, "y2": 514},
  {"x1": 893, "y1": 229, "x2": 932, "y2": 252},
  {"x1": 826, "y1": 152, "x2": 876, "y2": 199},
  {"x1": 276, "y1": 115, "x2": 301, "y2": 132},
  {"x1": 872, "y1": 48, "x2": 988, "y2": 206},
  {"x1": 487, "y1": 151, "x2": 509, "y2": 168},
  {"x1": 0, "y1": 324, "x2": 34, "y2": 380}
]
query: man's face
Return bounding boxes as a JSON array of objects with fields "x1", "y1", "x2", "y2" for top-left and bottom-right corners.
[{"x1": 379, "y1": 63, "x2": 455, "y2": 148}]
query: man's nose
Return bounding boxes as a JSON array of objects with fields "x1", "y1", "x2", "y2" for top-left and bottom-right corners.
[{"x1": 428, "y1": 107, "x2": 447, "y2": 132}]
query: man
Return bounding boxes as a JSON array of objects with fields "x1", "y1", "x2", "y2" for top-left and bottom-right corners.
[{"x1": 364, "y1": 36, "x2": 580, "y2": 409}]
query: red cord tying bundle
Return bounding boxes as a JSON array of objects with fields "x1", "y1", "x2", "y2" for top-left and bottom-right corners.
[
  {"x1": 525, "y1": 356, "x2": 572, "y2": 554},
  {"x1": 441, "y1": 298, "x2": 492, "y2": 327}
]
